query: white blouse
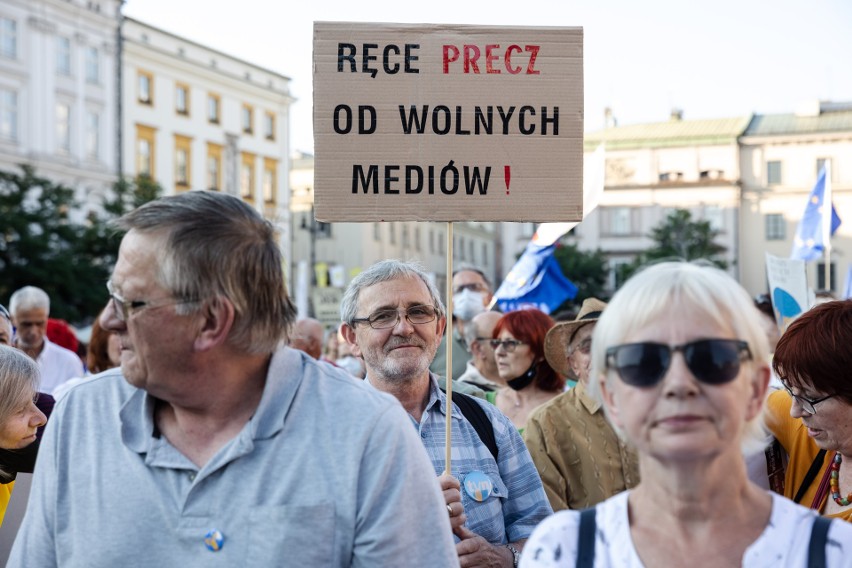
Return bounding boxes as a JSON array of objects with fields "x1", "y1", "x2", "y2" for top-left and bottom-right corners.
[{"x1": 520, "y1": 491, "x2": 852, "y2": 567}]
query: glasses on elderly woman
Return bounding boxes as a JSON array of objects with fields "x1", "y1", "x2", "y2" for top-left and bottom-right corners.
[
  {"x1": 490, "y1": 339, "x2": 525, "y2": 353},
  {"x1": 781, "y1": 381, "x2": 835, "y2": 415},
  {"x1": 605, "y1": 339, "x2": 752, "y2": 387}
]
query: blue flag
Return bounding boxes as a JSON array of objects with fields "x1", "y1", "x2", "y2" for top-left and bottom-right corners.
[
  {"x1": 791, "y1": 166, "x2": 841, "y2": 261},
  {"x1": 493, "y1": 242, "x2": 578, "y2": 314}
]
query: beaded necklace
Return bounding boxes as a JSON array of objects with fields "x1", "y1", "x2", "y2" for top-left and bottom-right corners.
[{"x1": 829, "y1": 452, "x2": 851, "y2": 507}]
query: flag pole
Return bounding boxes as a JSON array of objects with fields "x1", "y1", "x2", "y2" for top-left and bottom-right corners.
[
  {"x1": 444, "y1": 221, "x2": 453, "y2": 476},
  {"x1": 823, "y1": 162, "x2": 833, "y2": 291}
]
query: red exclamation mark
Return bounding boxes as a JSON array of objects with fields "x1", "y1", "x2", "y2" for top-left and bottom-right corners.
[{"x1": 504, "y1": 165, "x2": 511, "y2": 195}]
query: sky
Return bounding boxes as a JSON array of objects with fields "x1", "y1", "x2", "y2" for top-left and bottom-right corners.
[{"x1": 124, "y1": 0, "x2": 852, "y2": 155}]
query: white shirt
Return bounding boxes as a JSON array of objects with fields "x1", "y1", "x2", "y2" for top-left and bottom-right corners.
[
  {"x1": 521, "y1": 490, "x2": 852, "y2": 568},
  {"x1": 35, "y1": 337, "x2": 85, "y2": 394}
]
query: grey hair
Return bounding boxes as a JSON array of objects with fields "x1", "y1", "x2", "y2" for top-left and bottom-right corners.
[
  {"x1": 340, "y1": 259, "x2": 446, "y2": 325},
  {"x1": 114, "y1": 190, "x2": 295, "y2": 354},
  {"x1": 0, "y1": 344, "x2": 40, "y2": 442},
  {"x1": 589, "y1": 261, "x2": 771, "y2": 455},
  {"x1": 9, "y1": 286, "x2": 50, "y2": 316}
]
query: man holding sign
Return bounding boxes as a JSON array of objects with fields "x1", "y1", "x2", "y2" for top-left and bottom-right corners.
[{"x1": 341, "y1": 259, "x2": 551, "y2": 568}]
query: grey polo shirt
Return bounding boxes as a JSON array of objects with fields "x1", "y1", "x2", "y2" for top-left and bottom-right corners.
[{"x1": 10, "y1": 347, "x2": 459, "y2": 567}]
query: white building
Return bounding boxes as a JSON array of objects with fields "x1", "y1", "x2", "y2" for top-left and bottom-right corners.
[
  {"x1": 573, "y1": 112, "x2": 748, "y2": 290},
  {"x1": 121, "y1": 17, "x2": 294, "y2": 270},
  {"x1": 0, "y1": 0, "x2": 120, "y2": 207},
  {"x1": 739, "y1": 102, "x2": 852, "y2": 296}
]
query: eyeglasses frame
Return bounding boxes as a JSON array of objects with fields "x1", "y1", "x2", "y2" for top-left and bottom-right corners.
[
  {"x1": 350, "y1": 305, "x2": 439, "y2": 330},
  {"x1": 106, "y1": 281, "x2": 197, "y2": 322}
]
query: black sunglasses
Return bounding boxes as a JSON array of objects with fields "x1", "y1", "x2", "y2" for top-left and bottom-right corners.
[{"x1": 605, "y1": 339, "x2": 752, "y2": 387}]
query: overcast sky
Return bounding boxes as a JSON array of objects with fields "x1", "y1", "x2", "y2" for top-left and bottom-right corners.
[{"x1": 124, "y1": 0, "x2": 852, "y2": 154}]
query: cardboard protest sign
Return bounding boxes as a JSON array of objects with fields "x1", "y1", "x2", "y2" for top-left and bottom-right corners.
[{"x1": 313, "y1": 22, "x2": 584, "y2": 222}]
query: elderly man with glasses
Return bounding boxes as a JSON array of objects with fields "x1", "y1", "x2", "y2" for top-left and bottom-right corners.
[
  {"x1": 10, "y1": 192, "x2": 458, "y2": 567},
  {"x1": 340, "y1": 259, "x2": 551, "y2": 568},
  {"x1": 523, "y1": 297, "x2": 640, "y2": 512}
]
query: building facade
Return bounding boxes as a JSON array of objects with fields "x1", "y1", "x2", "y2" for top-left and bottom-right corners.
[
  {"x1": 739, "y1": 102, "x2": 852, "y2": 296},
  {"x1": 573, "y1": 113, "x2": 749, "y2": 290},
  {"x1": 0, "y1": 0, "x2": 120, "y2": 209},
  {"x1": 122, "y1": 17, "x2": 294, "y2": 270}
]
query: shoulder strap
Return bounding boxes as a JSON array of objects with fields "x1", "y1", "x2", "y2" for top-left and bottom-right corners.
[
  {"x1": 807, "y1": 516, "x2": 831, "y2": 568},
  {"x1": 447, "y1": 390, "x2": 499, "y2": 462},
  {"x1": 576, "y1": 507, "x2": 597, "y2": 568},
  {"x1": 794, "y1": 449, "x2": 827, "y2": 504}
]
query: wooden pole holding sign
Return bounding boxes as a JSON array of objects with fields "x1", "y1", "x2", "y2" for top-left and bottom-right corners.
[{"x1": 444, "y1": 222, "x2": 454, "y2": 475}]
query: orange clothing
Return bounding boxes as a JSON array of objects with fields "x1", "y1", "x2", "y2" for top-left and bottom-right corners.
[
  {"x1": 765, "y1": 390, "x2": 852, "y2": 522},
  {"x1": 1, "y1": 480, "x2": 14, "y2": 527}
]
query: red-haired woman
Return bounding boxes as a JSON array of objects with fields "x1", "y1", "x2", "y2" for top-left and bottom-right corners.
[
  {"x1": 490, "y1": 308, "x2": 564, "y2": 432},
  {"x1": 766, "y1": 300, "x2": 852, "y2": 522}
]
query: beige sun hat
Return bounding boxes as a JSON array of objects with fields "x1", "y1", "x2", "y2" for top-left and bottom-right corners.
[{"x1": 544, "y1": 297, "x2": 608, "y2": 377}]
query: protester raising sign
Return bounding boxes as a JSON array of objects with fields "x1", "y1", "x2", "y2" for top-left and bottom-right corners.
[{"x1": 313, "y1": 22, "x2": 584, "y2": 222}]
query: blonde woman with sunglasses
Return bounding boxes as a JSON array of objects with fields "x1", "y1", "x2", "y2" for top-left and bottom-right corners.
[{"x1": 521, "y1": 262, "x2": 852, "y2": 568}]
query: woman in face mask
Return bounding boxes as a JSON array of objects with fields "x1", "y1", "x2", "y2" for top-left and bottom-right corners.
[{"x1": 490, "y1": 309, "x2": 565, "y2": 432}]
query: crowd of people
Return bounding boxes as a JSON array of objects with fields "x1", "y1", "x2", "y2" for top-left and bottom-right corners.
[{"x1": 0, "y1": 189, "x2": 850, "y2": 566}]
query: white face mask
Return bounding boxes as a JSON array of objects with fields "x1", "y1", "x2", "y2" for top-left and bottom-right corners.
[{"x1": 453, "y1": 289, "x2": 485, "y2": 321}]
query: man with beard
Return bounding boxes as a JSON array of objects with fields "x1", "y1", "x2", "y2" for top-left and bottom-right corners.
[{"x1": 340, "y1": 260, "x2": 551, "y2": 568}]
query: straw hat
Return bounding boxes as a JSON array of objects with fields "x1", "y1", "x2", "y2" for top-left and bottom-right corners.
[{"x1": 544, "y1": 298, "x2": 608, "y2": 377}]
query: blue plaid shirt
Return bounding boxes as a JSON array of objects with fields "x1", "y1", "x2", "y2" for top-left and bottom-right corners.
[{"x1": 403, "y1": 374, "x2": 552, "y2": 544}]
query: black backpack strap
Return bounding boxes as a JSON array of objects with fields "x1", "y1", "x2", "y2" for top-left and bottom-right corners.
[
  {"x1": 576, "y1": 507, "x2": 597, "y2": 568},
  {"x1": 794, "y1": 449, "x2": 827, "y2": 504},
  {"x1": 446, "y1": 390, "x2": 499, "y2": 462},
  {"x1": 807, "y1": 516, "x2": 831, "y2": 568}
]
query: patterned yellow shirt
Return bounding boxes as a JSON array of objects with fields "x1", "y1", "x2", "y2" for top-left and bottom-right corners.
[{"x1": 524, "y1": 381, "x2": 639, "y2": 511}]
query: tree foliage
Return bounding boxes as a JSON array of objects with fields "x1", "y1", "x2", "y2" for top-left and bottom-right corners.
[
  {"x1": 552, "y1": 242, "x2": 610, "y2": 314},
  {"x1": 618, "y1": 209, "x2": 727, "y2": 285},
  {"x1": 0, "y1": 165, "x2": 161, "y2": 324}
]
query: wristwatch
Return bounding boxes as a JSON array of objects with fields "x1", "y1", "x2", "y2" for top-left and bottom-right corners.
[{"x1": 505, "y1": 544, "x2": 520, "y2": 568}]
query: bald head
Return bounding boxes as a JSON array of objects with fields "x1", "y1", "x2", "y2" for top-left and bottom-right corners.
[
  {"x1": 290, "y1": 318, "x2": 324, "y2": 359},
  {"x1": 465, "y1": 311, "x2": 503, "y2": 380}
]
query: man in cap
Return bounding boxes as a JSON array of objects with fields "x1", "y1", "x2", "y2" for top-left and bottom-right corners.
[
  {"x1": 523, "y1": 298, "x2": 639, "y2": 511},
  {"x1": 10, "y1": 191, "x2": 457, "y2": 567},
  {"x1": 340, "y1": 259, "x2": 551, "y2": 568}
]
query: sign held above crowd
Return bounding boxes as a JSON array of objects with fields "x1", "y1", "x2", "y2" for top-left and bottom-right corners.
[{"x1": 313, "y1": 22, "x2": 584, "y2": 222}]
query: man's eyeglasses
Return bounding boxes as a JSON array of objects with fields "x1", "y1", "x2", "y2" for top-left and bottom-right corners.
[
  {"x1": 781, "y1": 382, "x2": 834, "y2": 415},
  {"x1": 106, "y1": 281, "x2": 197, "y2": 322},
  {"x1": 351, "y1": 305, "x2": 438, "y2": 330},
  {"x1": 453, "y1": 283, "x2": 487, "y2": 294},
  {"x1": 605, "y1": 339, "x2": 752, "y2": 388},
  {"x1": 490, "y1": 339, "x2": 526, "y2": 353},
  {"x1": 0, "y1": 304, "x2": 10, "y2": 322}
]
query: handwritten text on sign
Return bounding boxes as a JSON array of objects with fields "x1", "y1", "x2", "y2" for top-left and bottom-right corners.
[{"x1": 313, "y1": 23, "x2": 584, "y2": 222}]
